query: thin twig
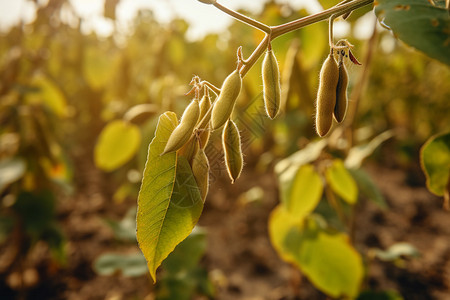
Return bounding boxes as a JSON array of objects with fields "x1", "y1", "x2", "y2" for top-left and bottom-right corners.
[
  {"x1": 238, "y1": 0, "x2": 374, "y2": 77},
  {"x1": 271, "y1": 0, "x2": 374, "y2": 38},
  {"x1": 213, "y1": 1, "x2": 271, "y2": 33}
]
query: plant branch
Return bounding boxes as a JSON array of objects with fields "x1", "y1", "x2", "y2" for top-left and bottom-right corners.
[
  {"x1": 238, "y1": 0, "x2": 374, "y2": 77},
  {"x1": 213, "y1": 1, "x2": 271, "y2": 33},
  {"x1": 271, "y1": 0, "x2": 374, "y2": 38}
]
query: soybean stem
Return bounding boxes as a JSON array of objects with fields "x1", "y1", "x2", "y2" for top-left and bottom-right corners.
[
  {"x1": 213, "y1": 1, "x2": 271, "y2": 33},
  {"x1": 238, "y1": 0, "x2": 373, "y2": 77}
]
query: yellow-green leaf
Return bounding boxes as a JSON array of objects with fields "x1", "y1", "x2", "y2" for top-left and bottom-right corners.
[
  {"x1": 326, "y1": 159, "x2": 358, "y2": 204},
  {"x1": 83, "y1": 47, "x2": 118, "y2": 90},
  {"x1": 299, "y1": 230, "x2": 364, "y2": 298},
  {"x1": 288, "y1": 164, "x2": 323, "y2": 218},
  {"x1": 269, "y1": 206, "x2": 364, "y2": 298},
  {"x1": 26, "y1": 75, "x2": 68, "y2": 117},
  {"x1": 268, "y1": 204, "x2": 304, "y2": 265},
  {"x1": 137, "y1": 112, "x2": 203, "y2": 282},
  {"x1": 420, "y1": 131, "x2": 450, "y2": 196},
  {"x1": 94, "y1": 120, "x2": 141, "y2": 171}
]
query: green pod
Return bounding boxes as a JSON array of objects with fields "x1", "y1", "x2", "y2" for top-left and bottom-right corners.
[
  {"x1": 334, "y1": 60, "x2": 348, "y2": 123},
  {"x1": 162, "y1": 98, "x2": 200, "y2": 154},
  {"x1": 197, "y1": 93, "x2": 212, "y2": 148},
  {"x1": 211, "y1": 70, "x2": 242, "y2": 130},
  {"x1": 222, "y1": 119, "x2": 243, "y2": 184},
  {"x1": 191, "y1": 147, "x2": 210, "y2": 201},
  {"x1": 262, "y1": 49, "x2": 281, "y2": 119},
  {"x1": 178, "y1": 134, "x2": 198, "y2": 163},
  {"x1": 315, "y1": 53, "x2": 339, "y2": 137}
]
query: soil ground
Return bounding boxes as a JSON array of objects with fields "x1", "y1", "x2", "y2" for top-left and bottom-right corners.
[{"x1": 1, "y1": 156, "x2": 449, "y2": 300}]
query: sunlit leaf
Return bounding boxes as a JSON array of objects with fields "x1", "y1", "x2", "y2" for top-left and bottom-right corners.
[
  {"x1": 299, "y1": 229, "x2": 363, "y2": 298},
  {"x1": 420, "y1": 131, "x2": 450, "y2": 197},
  {"x1": 326, "y1": 159, "x2": 358, "y2": 204},
  {"x1": 137, "y1": 112, "x2": 203, "y2": 282},
  {"x1": 373, "y1": 242, "x2": 420, "y2": 262},
  {"x1": 94, "y1": 120, "x2": 141, "y2": 172},
  {"x1": 26, "y1": 75, "x2": 68, "y2": 117},
  {"x1": 286, "y1": 164, "x2": 323, "y2": 218},
  {"x1": 0, "y1": 158, "x2": 26, "y2": 193},
  {"x1": 345, "y1": 130, "x2": 394, "y2": 169},
  {"x1": 268, "y1": 204, "x2": 305, "y2": 264},
  {"x1": 349, "y1": 168, "x2": 387, "y2": 209},
  {"x1": 275, "y1": 139, "x2": 327, "y2": 175},
  {"x1": 269, "y1": 210, "x2": 364, "y2": 298},
  {"x1": 83, "y1": 47, "x2": 118, "y2": 90},
  {"x1": 94, "y1": 253, "x2": 148, "y2": 277},
  {"x1": 374, "y1": 0, "x2": 450, "y2": 65}
]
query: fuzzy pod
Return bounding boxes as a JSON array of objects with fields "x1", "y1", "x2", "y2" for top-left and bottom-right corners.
[
  {"x1": 178, "y1": 134, "x2": 198, "y2": 163},
  {"x1": 315, "y1": 53, "x2": 339, "y2": 137},
  {"x1": 211, "y1": 70, "x2": 242, "y2": 130},
  {"x1": 222, "y1": 119, "x2": 243, "y2": 184},
  {"x1": 192, "y1": 147, "x2": 210, "y2": 201},
  {"x1": 334, "y1": 60, "x2": 348, "y2": 123},
  {"x1": 262, "y1": 49, "x2": 281, "y2": 119},
  {"x1": 197, "y1": 93, "x2": 212, "y2": 148},
  {"x1": 162, "y1": 98, "x2": 200, "y2": 154}
]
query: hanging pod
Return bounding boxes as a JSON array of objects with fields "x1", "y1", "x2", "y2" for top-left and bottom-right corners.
[
  {"x1": 222, "y1": 119, "x2": 243, "y2": 184},
  {"x1": 197, "y1": 92, "x2": 212, "y2": 148},
  {"x1": 334, "y1": 57, "x2": 348, "y2": 123},
  {"x1": 315, "y1": 52, "x2": 339, "y2": 137},
  {"x1": 262, "y1": 48, "x2": 281, "y2": 119},
  {"x1": 211, "y1": 70, "x2": 242, "y2": 130},
  {"x1": 191, "y1": 146, "x2": 210, "y2": 201},
  {"x1": 162, "y1": 98, "x2": 200, "y2": 155}
]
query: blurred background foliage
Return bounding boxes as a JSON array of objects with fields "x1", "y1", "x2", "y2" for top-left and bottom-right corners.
[{"x1": 0, "y1": 0, "x2": 449, "y2": 299}]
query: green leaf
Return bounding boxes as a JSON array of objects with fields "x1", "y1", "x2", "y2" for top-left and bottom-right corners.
[
  {"x1": 137, "y1": 112, "x2": 203, "y2": 282},
  {"x1": 373, "y1": 242, "x2": 420, "y2": 262},
  {"x1": 286, "y1": 164, "x2": 323, "y2": 218},
  {"x1": 374, "y1": 0, "x2": 450, "y2": 65},
  {"x1": 269, "y1": 209, "x2": 364, "y2": 298},
  {"x1": 326, "y1": 159, "x2": 358, "y2": 204},
  {"x1": 349, "y1": 168, "x2": 387, "y2": 209},
  {"x1": 345, "y1": 130, "x2": 394, "y2": 169},
  {"x1": 268, "y1": 204, "x2": 305, "y2": 265},
  {"x1": 94, "y1": 120, "x2": 141, "y2": 172},
  {"x1": 26, "y1": 75, "x2": 68, "y2": 117},
  {"x1": 0, "y1": 158, "x2": 26, "y2": 193},
  {"x1": 83, "y1": 47, "x2": 118, "y2": 89},
  {"x1": 162, "y1": 227, "x2": 207, "y2": 274},
  {"x1": 299, "y1": 230, "x2": 364, "y2": 298},
  {"x1": 275, "y1": 137, "x2": 327, "y2": 176},
  {"x1": 94, "y1": 253, "x2": 148, "y2": 277},
  {"x1": 13, "y1": 191, "x2": 55, "y2": 237},
  {"x1": 157, "y1": 228, "x2": 212, "y2": 300},
  {"x1": 420, "y1": 131, "x2": 450, "y2": 196},
  {"x1": 104, "y1": 206, "x2": 137, "y2": 242}
]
